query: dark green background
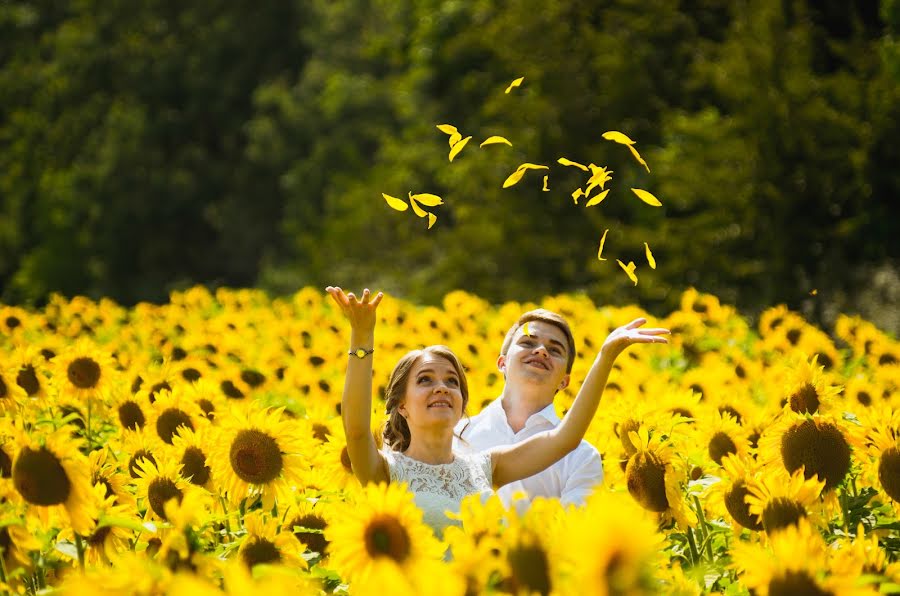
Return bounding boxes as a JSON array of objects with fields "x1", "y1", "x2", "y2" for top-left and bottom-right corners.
[{"x1": 2, "y1": 0, "x2": 898, "y2": 332}]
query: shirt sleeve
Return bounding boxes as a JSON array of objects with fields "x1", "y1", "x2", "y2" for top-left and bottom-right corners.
[{"x1": 559, "y1": 446, "x2": 604, "y2": 507}]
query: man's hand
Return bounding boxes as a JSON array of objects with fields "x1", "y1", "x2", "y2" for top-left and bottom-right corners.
[{"x1": 600, "y1": 317, "x2": 669, "y2": 358}]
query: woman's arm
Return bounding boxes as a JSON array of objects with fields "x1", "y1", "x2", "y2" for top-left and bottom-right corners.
[
  {"x1": 326, "y1": 286, "x2": 389, "y2": 485},
  {"x1": 491, "y1": 317, "x2": 668, "y2": 488}
]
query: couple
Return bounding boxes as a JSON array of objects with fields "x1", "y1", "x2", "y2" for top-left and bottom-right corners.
[{"x1": 327, "y1": 286, "x2": 668, "y2": 534}]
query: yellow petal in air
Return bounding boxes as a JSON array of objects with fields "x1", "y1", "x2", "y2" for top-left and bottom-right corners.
[
  {"x1": 427, "y1": 212, "x2": 437, "y2": 230},
  {"x1": 505, "y1": 76, "x2": 524, "y2": 94},
  {"x1": 644, "y1": 243, "x2": 656, "y2": 269},
  {"x1": 409, "y1": 193, "x2": 443, "y2": 207},
  {"x1": 502, "y1": 163, "x2": 548, "y2": 188},
  {"x1": 436, "y1": 124, "x2": 458, "y2": 135},
  {"x1": 480, "y1": 136, "x2": 513, "y2": 147},
  {"x1": 617, "y1": 259, "x2": 638, "y2": 286},
  {"x1": 449, "y1": 132, "x2": 462, "y2": 147},
  {"x1": 602, "y1": 130, "x2": 636, "y2": 145},
  {"x1": 542, "y1": 176, "x2": 549, "y2": 192},
  {"x1": 382, "y1": 193, "x2": 408, "y2": 212},
  {"x1": 584, "y1": 189, "x2": 610, "y2": 207},
  {"x1": 597, "y1": 229, "x2": 609, "y2": 261},
  {"x1": 522, "y1": 322, "x2": 531, "y2": 336},
  {"x1": 628, "y1": 144, "x2": 650, "y2": 172},
  {"x1": 407, "y1": 193, "x2": 428, "y2": 218},
  {"x1": 557, "y1": 157, "x2": 589, "y2": 171},
  {"x1": 631, "y1": 188, "x2": 662, "y2": 207},
  {"x1": 810, "y1": 289, "x2": 818, "y2": 296},
  {"x1": 571, "y1": 188, "x2": 584, "y2": 205},
  {"x1": 449, "y1": 136, "x2": 472, "y2": 162}
]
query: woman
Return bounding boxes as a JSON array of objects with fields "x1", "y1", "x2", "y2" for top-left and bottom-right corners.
[{"x1": 326, "y1": 286, "x2": 668, "y2": 534}]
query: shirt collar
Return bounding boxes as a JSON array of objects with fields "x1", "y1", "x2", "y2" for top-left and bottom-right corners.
[{"x1": 491, "y1": 397, "x2": 561, "y2": 427}]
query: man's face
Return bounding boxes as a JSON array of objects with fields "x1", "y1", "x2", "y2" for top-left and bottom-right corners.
[{"x1": 498, "y1": 320, "x2": 570, "y2": 393}]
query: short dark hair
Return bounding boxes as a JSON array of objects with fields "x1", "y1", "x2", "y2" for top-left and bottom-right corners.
[{"x1": 500, "y1": 309, "x2": 576, "y2": 373}]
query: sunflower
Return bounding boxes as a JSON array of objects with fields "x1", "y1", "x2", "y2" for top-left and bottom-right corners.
[
  {"x1": 443, "y1": 493, "x2": 508, "y2": 594},
  {"x1": 236, "y1": 510, "x2": 306, "y2": 572},
  {"x1": 115, "y1": 428, "x2": 163, "y2": 479},
  {"x1": 623, "y1": 427, "x2": 696, "y2": 528},
  {"x1": 843, "y1": 375, "x2": 880, "y2": 411},
  {"x1": 8, "y1": 346, "x2": 51, "y2": 400},
  {"x1": 88, "y1": 446, "x2": 135, "y2": 507},
  {"x1": 730, "y1": 518, "x2": 874, "y2": 595},
  {"x1": 57, "y1": 483, "x2": 134, "y2": 565},
  {"x1": 856, "y1": 409, "x2": 900, "y2": 516},
  {"x1": 49, "y1": 338, "x2": 117, "y2": 402},
  {"x1": 9, "y1": 424, "x2": 98, "y2": 534},
  {"x1": 178, "y1": 377, "x2": 225, "y2": 422},
  {"x1": 829, "y1": 523, "x2": 900, "y2": 589},
  {"x1": 705, "y1": 454, "x2": 764, "y2": 533},
  {"x1": 778, "y1": 354, "x2": 842, "y2": 416},
  {"x1": 694, "y1": 410, "x2": 752, "y2": 468},
  {"x1": 283, "y1": 498, "x2": 332, "y2": 557},
  {"x1": 144, "y1": 387, "x2": 205, "y2": 446},
  {"x1": 0, "y1": 367, "x2": 28, "y2": 413},
  {"x1": 153, "y1": 488, "x2": 217, "y2": 574},
  {"x1": 133, "y1": 457, "x2": 190, "y2": 522},
  {"x1": 109, "y1": 387, "x2": 150, "y2": 433},
  {"x1": 325, "y1": 481, "x2": 445, "y2": 595},
  {"x1": 209, "y1": 406, "x2": 307, "y2": 509},
  {"x1": 745, "y1": 468, "x2": 824, "y2": 534},
  {"x1": 169, "y1": 425, "x2": 214, "y2": 491}
]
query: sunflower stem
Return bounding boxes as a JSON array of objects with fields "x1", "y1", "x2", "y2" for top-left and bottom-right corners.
[
  {"x1": 85, "y1": 398, "x2": 93, "y2": 449},
  {"x1": 74, "y1": 534, "x2": 86, "y2": 571},
  {"x1": 692, "y1": 495, "x2": 715, "y2": 561},
  {"x1": 0, "y1": 548, "x2": 9, "y2": 596},
  {"x1": 685, "y1": 527, "x2": 700, "y2": 566},
  {"x1": 220, "y1": 497, "x2": 233, "y2": 542}
]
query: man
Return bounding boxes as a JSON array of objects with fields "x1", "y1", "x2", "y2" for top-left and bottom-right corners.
[{"x1": 454, "y1": 309, "x2": 604, "y2": 508}]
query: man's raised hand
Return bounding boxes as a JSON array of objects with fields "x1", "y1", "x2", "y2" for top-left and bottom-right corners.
[{"x1": 600, "y1": 317, "x2": 670, "y2": 358}]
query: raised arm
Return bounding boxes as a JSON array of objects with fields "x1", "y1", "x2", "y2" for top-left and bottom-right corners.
[
  {"x1": 491, "y1": 318, "x2": 669, "y2": 488},
  {"x1": 326, "y1": 286, "x2": 389, "y2": 485}
]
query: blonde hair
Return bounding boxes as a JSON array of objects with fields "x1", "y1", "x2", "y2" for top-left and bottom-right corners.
[{"x1": 382, "y1": 345, "x2": 469, "y2": 451}]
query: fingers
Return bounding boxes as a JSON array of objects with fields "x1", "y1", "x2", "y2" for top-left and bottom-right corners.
[
  {"x1": 371, "y1": 292, "x2": 384, "y2": 308},
  {"x1": 625, "y1": 317, "x2": 648, "y2": 329},
  {"x1": 639, "y1": 328, "x2": 670, "y2": 335},
  {"x1": 326, "y1": 286, "x2": 382, "y2": 309}
]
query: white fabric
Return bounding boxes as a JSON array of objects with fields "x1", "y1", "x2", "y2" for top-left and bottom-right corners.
[
  {"x1": 381, "y1": 448, "x2": 493, "y2": 536},
  {"x1": 454, "y1": 397, "x2": 603, "y2": 511}
]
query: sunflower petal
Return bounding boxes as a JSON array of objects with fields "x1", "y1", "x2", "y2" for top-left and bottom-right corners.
[
  {"x1": 597, "y1": 229, "x2": 609, "y2": 261},
  {"x1": 480, "y1": 136, "x2": 513, "y2": 147},
  {"x1": 628, "y1": 144, "x2": 650, "y2": 172},
  {"x1": 644, "y1": 242, "x2": 656, "y2": 269},
  {"x1": 557, "y1": 157, "x2": 589, "y2": 171},
  {"x1": 409, "y1": 193, "x2": 443, "y2": 207},
  {"x1": 436, "y1": 124, "x2": 459, "y2": 135},
  {"x1": 505, "y1": 76, "x2": 524, "y2": 94},
  {"x1": 571, "y1": 188, "x2": 584, "y2": 205},
  {"x1": 382, "y1": 193, "x2": 409, "y2": 212},
  {"x1": 522, "y1": 322, "x2": 531, "y2": 336},
  {"x1": 449, "y1": 136, "x2": 472, "y2": 162},
  {"x1": 584, "y1": 189, "x2": 610, "y2": 207},
  {"x1": 427, "y1": 212, "x2": 437, "y2": 230},
  {"x1": 602, "y1": 130, "x2": 636, "y2": 145},
  {"x1": 502, "y1": 164, "x2": 548, "y2": 188},
  {"x1": 449, "y1": 132, "x2": 462, "y2": 147},
  {"x1": 631, "y1": 188, "x2": 662, "y2": 207},
  {"x1": 408, "y1": 193, "x2": 428, "y2": 218},
  {"x1": 617, "y1": 259, "x2": 638, "y2": 285},
  {"x1": 542, "y1": 176, "x2": 549, "y2": 192}
]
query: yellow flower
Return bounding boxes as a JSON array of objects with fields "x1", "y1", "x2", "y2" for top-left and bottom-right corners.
[
  {"x1": 283, "y1": 498, "x2": 332, "y2": 557},
  {"x1": 624, "y1": 427, "x2": 696, "y2": 528},
  {"x1": 144, "y1": 386, "x2": 205, "y2": 446},
  {"x1": 49, "y1": 338, "x2": 116, "y2": 401},
  {"x1": 237, "y1": 510, "x2": 307, "y2": 571},
  {"x1": 133, "y1": 456, "x2": 191, "y2": 523},
  {"x1": 745, "y1": 468, "x2": 824, "y2": 534},
  {"x1": 169, "y1": 424, "x2": 215, "y2": 491}
]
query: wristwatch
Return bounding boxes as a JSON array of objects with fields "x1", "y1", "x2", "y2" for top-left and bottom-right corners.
[{"x1": 348, "y1": 347, "x2": 375, "y2": 359}]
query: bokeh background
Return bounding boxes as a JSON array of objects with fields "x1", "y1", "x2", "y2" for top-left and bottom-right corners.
[{"x1": 1, "y1": 0, "x2": 898, "y2": 332}]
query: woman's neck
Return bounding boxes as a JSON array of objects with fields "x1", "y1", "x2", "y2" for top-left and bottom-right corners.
[{"x1": 403, "y1": 427, "x2": 455, "y2": 464}]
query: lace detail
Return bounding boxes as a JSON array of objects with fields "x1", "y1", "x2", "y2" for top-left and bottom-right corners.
[{"x1": 382, "y1": 449, "x2": 493, "y2": 535}]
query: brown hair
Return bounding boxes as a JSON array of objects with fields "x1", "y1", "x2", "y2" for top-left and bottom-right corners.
[
  {"x1": 382, "y1": 345, "x2": 469, "y2": 451},
  {"x1": 500, "y1": 309, "x2": 577, "y2": 373}
]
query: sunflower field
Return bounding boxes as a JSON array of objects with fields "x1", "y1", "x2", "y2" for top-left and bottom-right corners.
[{"x1": 0, "y1": 286, "x2": 899, "y2": 595}]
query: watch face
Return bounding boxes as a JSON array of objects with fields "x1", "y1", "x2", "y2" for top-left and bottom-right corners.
[{"x1": 354, "y1": 348, "x2": 369, "y2": 358}]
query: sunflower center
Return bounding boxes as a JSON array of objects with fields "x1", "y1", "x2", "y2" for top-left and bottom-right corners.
[
  {"x1": 0, "y1": 374, "x2": 7, "y2": 398},
  {"x1": 789, "y1": 383, "x2": 820, "y2": 415},
  {"x1": 156, "y1": 408, "x2": 194, "y2": 444},
  {"x1": 13, "y1": 447, "x2": 71, "y2": 506},
  {"x1": 507, "y1": 543, "x2": 552, "y2": 596},
  {"x1": 768, "y1": 570, "x2": 832, "y2": 596},
  {"x1": 363, "y1": 514, "x2": 411, "y2": 563},
  {"x1": 118, "y1": 400, "x2": 146, "y2": 430},
  {"x1": 240, "y1": 369, "x2": 266, "y2": 388},
  {"x1": 241, "y1": 537, "x2": 281, "y2": 569},
  {"x1": 0, "y1": 448, "x2": 11, "y2": 478},
  {"x1": 197, "y1": 399, "x2": 215, "y2": 420},
  {"x1": 5, "y1": 316, "x2": 20, "y2": 329},
  {"x1": 761, "y1": 497, "x2": 806, "y2": 533},
  {"x1": 148, "y1": 477, "x2": 183, "y2": 520},
  {"x1": 181, "y1": 368, "x2": 201, "y2": 382},
  {"x1": 708, "y1": 432, "x2": 738, "y2": 465},
  {"x1": 87, "y1": 524, "x2": 112, "y2": 547},
  {"x1": 148, "y1": 381, "x2": 172, "y2": 403},
  {"x1": 312, "y1": 423, "x2": 331, "y2": 442},
  {"x1": 878, "y1": 447, "x2": 900, "y2": 502},
  {"x1": 180, "y1": 446, "x2": 211, "y2": 486},
  {"x1": 718, "y1": 405, "x2": 742, "y2": 424},
  {"x1": 625, "y1": 451, "x2": 669, "y2": 513},
  {"x1": 856, "y1": 390, "x2": 872, "y2": 407},
  {"x1": 128, "y1": 450, "x2": 156, "y2": 478},
  {"x1": 229, "y1": 429, "x2": 283, "y2": 484},
  {"x1": 290, "y1": 514, "x2": 329, "y2": 554},
  {"x1": 16, "y1": 364, "x2": 41, "y2": 396},
  {"x1": 221, "y1": 380, "x2": 245, "y2": 399},
  {"x1": 780, "y1": 419, "x2": 851, "y2": 491},
  {"x1": 724, "y1": 480, "x2": 763, "y2": 531},
  {"x1": 67, "y1": 357, "x2": 101, "y2": 389}
]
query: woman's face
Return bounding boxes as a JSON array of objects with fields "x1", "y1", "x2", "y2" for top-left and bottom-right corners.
[{"x1": 398, "y1": 353, "x2": 465, "y2": 429}]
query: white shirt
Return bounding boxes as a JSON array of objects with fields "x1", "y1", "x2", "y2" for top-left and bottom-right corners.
[{"x1": 453, "y1": 397, "x2": 603, "y2": 510}]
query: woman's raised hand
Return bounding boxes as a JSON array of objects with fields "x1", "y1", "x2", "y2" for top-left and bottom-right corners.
[
  {"x1": 325, "y1": 286, "x2": 384, "y2": 331},
  {"x1": 600, "y1": 317, "x2": 670, "y2": 358}
]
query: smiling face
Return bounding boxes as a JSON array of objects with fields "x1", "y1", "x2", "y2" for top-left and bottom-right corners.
[
  {"x1": 498, "y1": 320, "x2": 571, "y2": 394},
  {"x1": 397, "y1": 353, "x2": 466, "y2": 430}
]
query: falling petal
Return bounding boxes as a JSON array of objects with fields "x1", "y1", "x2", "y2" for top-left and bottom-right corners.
[
  {"x1": 505, "y1": 76, "x2": 524, "y2": 94},
  {"x1": 382, "y1": 193, "x2": 409, "y2": 212},
  {"x1": 522, "y1": 322, "x2": 531, "y2": 336},
  {"x1": 427, "y1": 212, "x2": 437, "y2": 230},
  {"x1": 810, "y1": 289, "x2": 818, "y2": 296},
  {"x1": 597, "y1": 229, "x2": 609, "y2": 261},
  {"x1": 584, "y1": 189, "x2": 610, "y2": 207},
  {"x1": 586, "y1": 165, "x2": 613, "y2": 193},
  {"x1": 644, "y1": 243, "x2": 656, "y2": 269},
  {"x1": 518, "y1": 163, "x2": 549, "y2": 171},
  {"x1": 407, "y1": 193, "x2": 428, "y2": 218},
  {"x1": 627, "y1": 144, "x2": 650, "y2": 172},
  {"x1": 617, "y1": 259, "x2": 638, "y2": 286},
  {"x1": 502, "y1": 163, "x2": 548, "y2": 188},
  {"x1": 631, "y1": 188, "x2": 662, "y2": 207},
  {"x1": 449, "y1": 136, "x2": 472, "y2": 162},
  {"x1": 409, "y1": 193, "x2": 444, "y2": 207},
  {"x1": 542, "y1": 176, "x2": 549, "y2": 192},
  {"x1": 602, "y1": 130, "x2": 636, "y2": 145},
  {"x1": 571, "y1": 188, "x2": 584, "y2": 205},
  {"x1": 557, "y1": 157, "x2": 589, "y2": 171},
  {"x1": 449, "y1": 132, "x2": 462, "y2": 147},
  {"x1": 480, "y1": 136, "x2": 513, "y2": 147},
  {"x1": 436, "y1": 124, "x2": 459, "y2": 135}
]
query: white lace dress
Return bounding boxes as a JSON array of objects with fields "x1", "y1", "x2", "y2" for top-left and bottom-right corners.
[{"x1": 381, "y1": 449, "x2": 494, "y2": 536}]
